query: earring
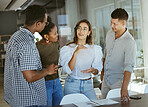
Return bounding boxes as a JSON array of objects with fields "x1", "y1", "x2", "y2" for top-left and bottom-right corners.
[{"x1": 46, "y1": 38, "x2": 49, "y2": 43}]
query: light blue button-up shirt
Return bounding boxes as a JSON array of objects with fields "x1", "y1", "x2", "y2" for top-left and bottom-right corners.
[
  {"x1": 60, "y1": 44, "x2": 103, "y2": 79},
  {"x1": 104, "y1": 29, "x2": 137, "y2": 85}
]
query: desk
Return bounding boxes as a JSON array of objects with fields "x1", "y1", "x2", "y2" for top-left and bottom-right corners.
[
  {"x1": 53, "y1": 94, "x2": 148, "y2": 107},
  {"x1": 100, "y1": 94, "x2": 148, "y2": 107}
]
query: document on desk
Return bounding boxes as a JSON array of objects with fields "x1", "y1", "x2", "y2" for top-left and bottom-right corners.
[
  {"x1": 91, "y1": 99, "x2": 119, "y2": 105},
  {"x1": 73, "y1": 101, "x2": 100, "y2": 107}
]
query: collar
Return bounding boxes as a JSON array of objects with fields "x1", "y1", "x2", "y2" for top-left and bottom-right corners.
[
  {"x1": 69, "y1": 43, "x2": 90, "y2": 48},
  {"x1": 118, "y1": 28, "x2": 129, "y2": 39},
  {"x1": 112, "y1": 28, "x2": 129, "y2": 40},
  {"x1": 20, "y1": 27, "x2": 36, "y2": 40}
]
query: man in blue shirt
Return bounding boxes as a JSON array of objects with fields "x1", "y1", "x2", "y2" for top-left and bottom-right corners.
[
  {"x1": 4, "y1": 5, "x2": 58, "y2": 107},
  {"x1": 101, "y1": 8, "x2": 137, "y2": 101}
]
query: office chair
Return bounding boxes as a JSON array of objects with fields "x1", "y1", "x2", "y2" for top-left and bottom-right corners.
[
  {"x1": 106, "y1": 88, "x2": 132, "y2": 99},
  {"x1": 60, "y1": 93, "x2": 90, "y2": 105},
  {"x1": 144, "y1": 84, "x2": 148, "y2": 93}
]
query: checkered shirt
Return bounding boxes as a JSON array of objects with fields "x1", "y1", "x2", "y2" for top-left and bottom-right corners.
[{"x1": 4, "y1": 27, "x2": 47, "y2": 107}]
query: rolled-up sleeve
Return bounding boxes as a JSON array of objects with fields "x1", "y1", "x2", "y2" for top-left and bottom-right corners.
[
  {"x1": 60, "y1": 46, "x2": 73, "y2": 74},
  {"x1": 92, "y1": 45, "x2": 103, "y2": 75},
  {"x1": 124, "y1": 40, "x2": 137, "y2": 73},
  {"x1": 19, "y1": 44, "x2": 40, "y2": 72}
]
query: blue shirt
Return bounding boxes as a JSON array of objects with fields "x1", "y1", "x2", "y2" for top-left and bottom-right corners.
[
  {"x1": 60, "y1": 44, "x2": 103, "y2": 79},
  {"x1": 104, "y1": 29, "x2": 137, "y2": 85},
  {"x1": 4, "y1": 27, "x2": 47, "y2": 107}
]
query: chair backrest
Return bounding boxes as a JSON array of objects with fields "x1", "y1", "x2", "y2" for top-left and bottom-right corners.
[
  {"x1": 60, "y1": 93, "x2": 90, "y2": 105},
  {"x1": 144, "y1": 84, "x2": 148, "y2": 93},
  {"x1": 106, "y1": 88, "x2": 131, "y2": 99}
]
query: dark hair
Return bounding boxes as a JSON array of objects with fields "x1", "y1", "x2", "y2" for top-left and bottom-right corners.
[
  {"x1": 25, "y1": 5, "x2": 47, "y2": 26},
  {"x1": 39, "y1": 16, "x2": 55, "y2": 40},
  {"x1": 67, "y1": 19, "x2": 93, "y2": 45},
  {"x1": 111, "y1": 8, "x2": 128, "y2": 21}
]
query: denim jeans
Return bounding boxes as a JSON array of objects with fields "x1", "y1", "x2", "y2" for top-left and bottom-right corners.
[
  {"x1": 64, "y1": 76, "x2": 97, "y2": 100},
  {"x1": 45, "y1": 78, "x2": 63, "y2": 106}
]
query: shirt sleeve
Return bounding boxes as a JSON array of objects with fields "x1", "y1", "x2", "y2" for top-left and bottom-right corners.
[
  {"x1": 19, "y1": 44, "x2": 40, "y2": 71},
  {"x1": 103, "y1": 48, "x2": 107, "y2": 59},
  {"x1": 59, "y1": 45, "x2": 74, "y2": 74},
  {"x1": 124, "y1": 40, "x2": 137, "y2": 73},
  {"x1": 92, "y1": 45, "x2": 103, "y2": 75}
]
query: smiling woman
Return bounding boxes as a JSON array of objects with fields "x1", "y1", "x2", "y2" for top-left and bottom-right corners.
[
  {"x1": 36, "y1": 17, "x2": 63, "y2": 106},
  {"x1": 76, "y1": 23, "x2": 90, "y2": 41},
  {"x1": 60, "y1": 19, "x2": 103, "y2": 100}
]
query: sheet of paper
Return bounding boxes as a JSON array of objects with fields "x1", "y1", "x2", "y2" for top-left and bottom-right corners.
[
  {"x1": 73, "y1": 101, "x2": 100, "y2": 107},
  {"x1": 91, "y1": 99, "x2": 119, "y2": 105}
]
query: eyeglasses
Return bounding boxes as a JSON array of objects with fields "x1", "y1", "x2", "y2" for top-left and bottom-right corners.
[
  {"x1": 77, "y1": 26, "x2": 88, "y2": 33},
  {"x1": 45, "y1": 22, "x2": 49, "y2": 26}
]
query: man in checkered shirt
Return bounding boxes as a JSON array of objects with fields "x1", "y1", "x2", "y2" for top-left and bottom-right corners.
[{"x1": 4, "y1": 5, "x2": 59, "y2": 107}]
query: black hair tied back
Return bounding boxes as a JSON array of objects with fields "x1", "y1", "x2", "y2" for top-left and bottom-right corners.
[
  {"x1": 47, "y1": 16, "x2": 52, "y2": 24},
  {"x1": 40, "y1": 16, "x2": 55, "y2": 39}
]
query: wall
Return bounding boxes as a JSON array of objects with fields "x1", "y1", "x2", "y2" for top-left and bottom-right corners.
[
  {"x1": 80, "y1": 0, "x2": 114, "y2": 27},
  {"x1": 0, "y1": 11, "x2": 17, "y2": 35},
  {"x1": 65, "y1": 0, "x2": 80, "y2": 30},
  {"x1": 141, "y1": 0, "x2": 148, "y2": 78}
]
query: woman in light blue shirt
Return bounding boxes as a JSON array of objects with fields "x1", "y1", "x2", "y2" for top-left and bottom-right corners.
[{"x1": 60, "y1": 19, "x2": 103, "y2": 100}]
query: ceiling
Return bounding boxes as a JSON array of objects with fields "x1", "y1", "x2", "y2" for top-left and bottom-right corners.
[
  {"x1": 0, "y1": 0, "x2": 28, "y2": 10},
  {"x1": 0, "y1": 0, "x2": 65, "y2": 11}
]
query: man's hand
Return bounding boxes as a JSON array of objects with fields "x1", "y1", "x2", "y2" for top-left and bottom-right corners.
[
  {"x1": 121, "y1": 87, "x2": 130, "y2": 102},
  {"x1": 45, "y1": 64, "x2": 59, "y2": 75},
  {"x1": 121, "y1": 71, "x2": 131, "y2": 102}
]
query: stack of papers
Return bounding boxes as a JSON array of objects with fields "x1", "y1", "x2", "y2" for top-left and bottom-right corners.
[
  {"x1": 73, "y1": 99, "x2": 119, "y2": 107},
  {"x1": 91, "y1": 99, "x2": 119, "y2": 105},
  {"x1": 74, "y1": 101, "x2": 100, "y2": 107}
]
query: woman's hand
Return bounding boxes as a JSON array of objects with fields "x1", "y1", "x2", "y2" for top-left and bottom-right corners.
[
  {"x1": 81, "y1": 68, "x2": 92, "y2": 73},
  {"x1": 81, "y1": 67, "x2": 95, "y2": 73},
  {"x1": 75, "y1": 44, "x2": 87, "y2": 53},
  {"x1": 81, "y1": 67, "x2": 98, "y2": 75},
  {"x1": 68, "y1": 44, "x2": 87, "y2": 71}
]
